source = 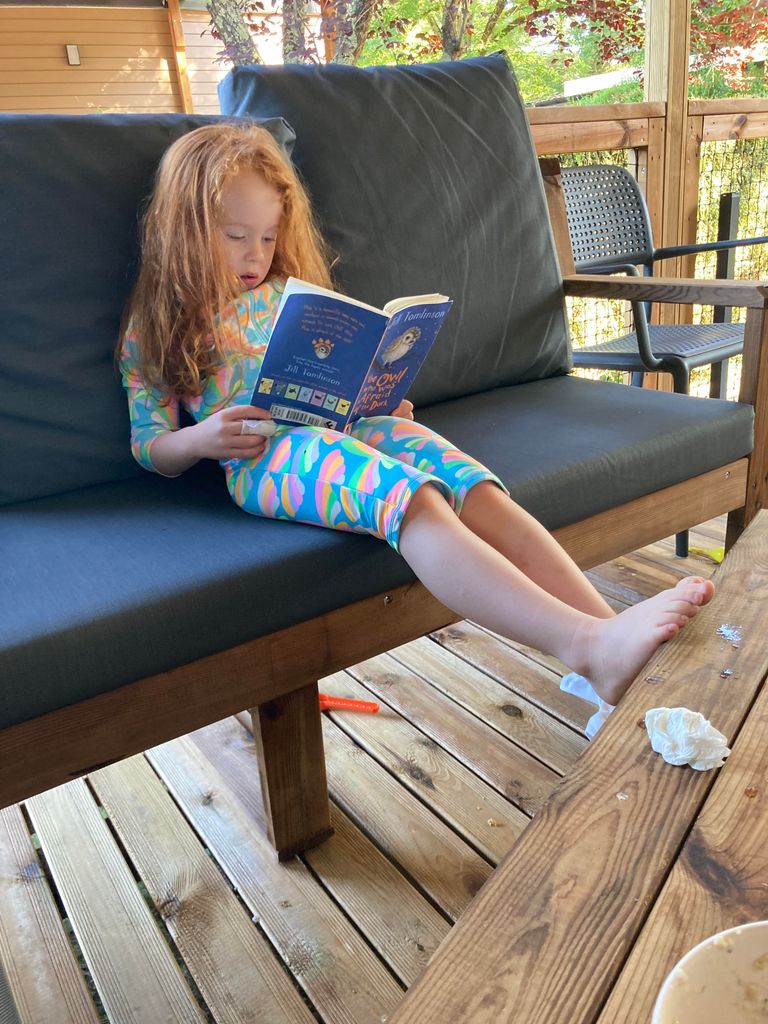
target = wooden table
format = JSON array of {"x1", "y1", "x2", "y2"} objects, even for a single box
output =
[{"x1": 392, "y1": 510, "x2": 768, "y2": 1024}]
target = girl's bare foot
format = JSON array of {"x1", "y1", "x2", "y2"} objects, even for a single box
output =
[{"x1": 569, "y1": 577, "x2": 715, "y2": 706}]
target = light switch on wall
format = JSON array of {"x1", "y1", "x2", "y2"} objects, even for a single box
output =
[{"x1": 65, "y1": 44, "x2": 81, "y2": 66}]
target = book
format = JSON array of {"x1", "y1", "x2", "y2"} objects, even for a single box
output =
[{"x1": 250, "y1": 277, "x2": 453, "y2": 431}]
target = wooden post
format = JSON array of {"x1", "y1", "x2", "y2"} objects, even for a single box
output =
[
  {"x1": 539, "y1": 158, "x2": 575, "y2": 278},
  {"x1": 642, "y1": 116, "x2": 666, "y2": 248},
  {"x1": 167, "y1": 0, "x2": 194, "y2": 114},
  {"x1": 644, "y1": 0, "x2": 692, "y2": 323}
]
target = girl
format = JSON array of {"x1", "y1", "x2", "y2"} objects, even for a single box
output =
[{"x1": 120, "y1": 122, "x2": 714, "y2": 714}]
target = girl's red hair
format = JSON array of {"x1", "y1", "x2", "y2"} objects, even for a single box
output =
[{"x1": 122, "y1": 122, "x2": 333, "y2": 397}]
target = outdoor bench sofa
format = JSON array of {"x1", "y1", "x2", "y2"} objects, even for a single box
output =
[{"x1": 1, "y1": 53, "x2": 766, "y2": 862}]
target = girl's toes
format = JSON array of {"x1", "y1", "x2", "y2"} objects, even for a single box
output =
[{"x1": 675, "y1": 577, "x2": 715, "y2": 606}]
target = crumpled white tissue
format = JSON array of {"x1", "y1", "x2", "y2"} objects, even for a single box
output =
[
  {"x1": 560, "y1": 673, "x2": 614, "y2": 740},
  {"x1": 645, "y1": 707, "x2": 731, "y2": 771}
]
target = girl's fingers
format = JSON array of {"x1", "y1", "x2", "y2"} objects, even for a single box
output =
[
  {"x1": 226, "y1": 439, "x2": 269, "y2": 457},
  {"x1": 228, "y1": 438, "x2": 268, "y2": 450},
  {"x1": 228, "y1": 405, "x2": 272, "y2": 421}
]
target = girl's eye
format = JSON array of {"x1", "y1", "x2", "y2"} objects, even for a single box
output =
[{"x1": 226, "y1": 233, "x2": 245, "y2": 241}]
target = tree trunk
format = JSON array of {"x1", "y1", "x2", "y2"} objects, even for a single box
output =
[
  {"x1": 332, "y1": 0, "x2": 379, "y2": 64},
  {"x1": 441, "y1": 0, "x2": 470, "y2": 60},
  {"x1": 207, "y1": 0, "x2": 262, "y2": 65},
  {"x1": 482, "y1": 0, "x2": 506, "y2": 45}
]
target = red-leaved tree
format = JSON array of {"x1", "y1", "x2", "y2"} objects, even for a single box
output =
[{"x1": 515, "y1": 0, "x2": 767, "y2": 79}]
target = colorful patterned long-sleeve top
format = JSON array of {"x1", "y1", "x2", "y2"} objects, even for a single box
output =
[{"x1": 119, "y1": 279, "x2": 283, "y2": 475}]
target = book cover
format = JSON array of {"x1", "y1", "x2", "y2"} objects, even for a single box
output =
[
  {"x1": 251, "y1": 279, "x2": 452, "y2": 431},
  {"x1": 351, "y1": 298, "x2": 453, "y2": 419}
]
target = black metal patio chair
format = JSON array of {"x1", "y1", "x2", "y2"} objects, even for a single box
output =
[
  {"x1": 562, "y1": 163, "x2": 768, "y2": 396},
  {"x1": 561, "y1": 163, "x2": 768, "y2": 555}
]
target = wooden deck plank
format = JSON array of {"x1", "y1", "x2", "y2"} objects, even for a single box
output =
[
  {"x1": 596, "y1": 631, "x2": 768, "y2": 1022},
  {"x1": 317, "y1": 669, "x2": 528, "y2": 862},
  {"x1": 26, "y1": 782, "x2": 207, "y2": 1024},
  {"x1": 147, "y1": 733, "x2": 406, "y2": 1024},
  {"x1": 390, "y1": 511, "x2": 768, "y2": 1024},
  {"x1": 0, "y1": 805, "x2": 100, "y2": 1024},
  {"x1": 585, "y1": 553, "x2": 683, "y2": 606},
  {"x1": 389, "y1": 636, "x2": 587, "y2": 774},
  {"x1": 346, "y1": 653, "x2": 560, "y2": 813},
  {"x1": 320, "y1": 714, "x2": 492, "y2": 920},
  {"x1": 473, "y1": 623, "x2": 576, "y2": 678},
  {"x1": 190, "y1": 717, "x2": 452, "y2": 987},
  {"x1": 431, "y1": 621, "x2": 590, "y2": 730},
  {"x1": 304, "y1": 806, "x2": 451, "y2": 987},
  {"x1": 89, "y1": 756, "x2": 317, "y2": 1024}
]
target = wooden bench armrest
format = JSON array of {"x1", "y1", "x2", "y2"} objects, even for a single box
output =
[{"x1": 562, "y1": 273, "x2": 768, "y2": 309}]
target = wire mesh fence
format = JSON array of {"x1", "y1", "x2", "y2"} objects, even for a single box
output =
[
  {"x1": 688, "y1": 137, "x2": 768, "y2": 398},
  {"x1": 694, "y1": 137, "x2": 768, "y2": 293},
  {"x1": 684, "y1": 139, "x2": 765, "y2": 399}
]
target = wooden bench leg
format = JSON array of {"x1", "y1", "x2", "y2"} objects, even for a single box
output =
[{"x1": 249, "y1": 682, "x2": 334, "y2": 861}]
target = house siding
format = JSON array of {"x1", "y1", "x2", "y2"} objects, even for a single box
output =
[{"x1": 0, "y1": 5, "x2": 182, "y2": 113}]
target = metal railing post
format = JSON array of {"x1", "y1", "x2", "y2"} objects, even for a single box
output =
[{"x1": 710, "y1": 191, "x2": 740, "y2": 398}]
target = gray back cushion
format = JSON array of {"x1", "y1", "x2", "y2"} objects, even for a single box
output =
[
  {"x1": 0, "y1": 113, "x2": 294, "y2": 505},
  {"x1": 219, "y1": 54, "x2": 571, "y2": 408}
]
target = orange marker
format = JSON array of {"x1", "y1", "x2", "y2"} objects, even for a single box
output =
[{"x1": 318, "y1": 693, "x2": 380, "y2": 714}]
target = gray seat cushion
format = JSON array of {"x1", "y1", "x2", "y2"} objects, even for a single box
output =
[
  {"x1": 418, "y1": 375, "x2": 754, "y2": 531},
  {"x1": 0, "y1": 375, "x2": 752, "y2": 730}
]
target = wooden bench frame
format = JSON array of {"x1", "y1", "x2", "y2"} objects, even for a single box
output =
[{"x1": 1, "y1": 167, "x2": 766, "y2": 863}]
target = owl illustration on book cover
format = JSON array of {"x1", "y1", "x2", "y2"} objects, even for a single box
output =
[{"x1": 377, "y1": 327, "x2": 421, "y2": 368}]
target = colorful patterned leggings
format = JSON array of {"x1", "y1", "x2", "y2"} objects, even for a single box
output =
[{"x1": 225, "y1": 415, "x2": 506, "y2": 552}]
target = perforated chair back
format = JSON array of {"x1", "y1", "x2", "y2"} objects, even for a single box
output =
[{"x1": 561, "y1": 164, "x2": 655, "y2": 271}]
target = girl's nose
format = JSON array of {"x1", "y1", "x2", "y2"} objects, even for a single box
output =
[{"x1": 246, "y1": 241, "x2": 265, "y2": 263}]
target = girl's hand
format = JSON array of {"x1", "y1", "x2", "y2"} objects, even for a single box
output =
[
  {"x1": 389, "y1": 399, "x2": 414, "y2": 420},
  {"x1": 189, "y1": 405, "x2": 275, "y2": 461}
]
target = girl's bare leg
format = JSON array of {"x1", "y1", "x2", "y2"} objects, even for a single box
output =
[
  {"x1": 399, "y1": 485, "x2": 714, "y2": 706},
  {"x1": 459, "y1": 481, "x2": 614, "y2": 619}
]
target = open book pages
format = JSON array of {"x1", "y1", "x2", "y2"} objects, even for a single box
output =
[
  {"x1": 274, "y1": 277, "x2": 450, "y2": 322},
  {"x1": 382, "y1": 293, "x2": 450, "y2": 315}
]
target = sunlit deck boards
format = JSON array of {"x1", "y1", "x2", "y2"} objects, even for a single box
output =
[{"x1": 0, "y1": 519, "x2": 725, "y2": 1024}]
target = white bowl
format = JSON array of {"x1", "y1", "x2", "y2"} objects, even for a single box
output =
[{"x1": 652, "y1": 921, "x2": 768, "y2": 1024}]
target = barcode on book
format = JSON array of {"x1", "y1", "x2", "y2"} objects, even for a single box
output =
[{"x1": 270, "y1": 404, "x2": 336, "y2": 429}]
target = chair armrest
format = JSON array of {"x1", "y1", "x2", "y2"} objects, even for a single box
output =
[
  {"x1": 574, "y1": 262, "x2": 642, "y2": 276},
  {"x1": 653, "y1": 236, "x2": 768, "y2": 262},
  {"x1": 563, "y1": 274, "x2": 768, "y2": 309}
]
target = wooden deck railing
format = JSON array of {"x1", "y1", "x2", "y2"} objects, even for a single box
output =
[{"x1": 528, "y1": 96, "x2": 768, "y2": 269}]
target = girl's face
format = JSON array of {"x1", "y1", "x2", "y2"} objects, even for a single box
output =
[{"x1": 218, "y1": 170, "x2": 283, "y2": 290}]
